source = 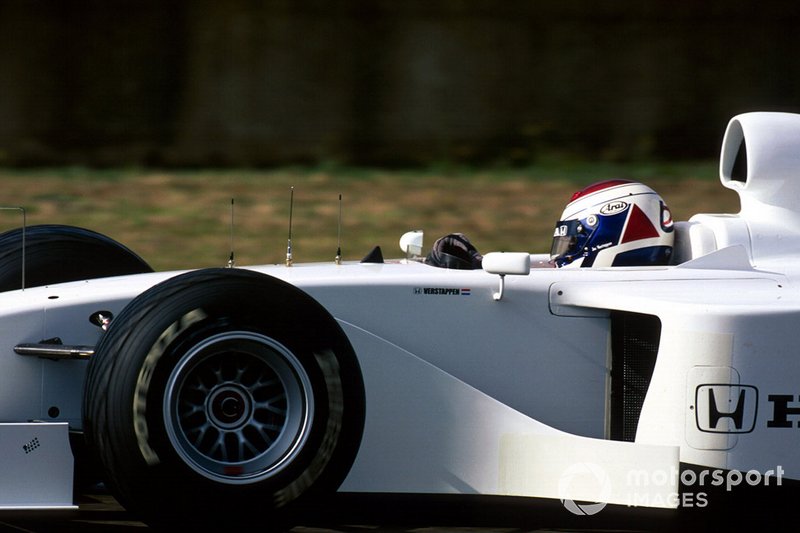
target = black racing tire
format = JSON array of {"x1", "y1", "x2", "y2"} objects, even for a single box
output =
[
  {"x1": 0, "y1": 224, "x2": 153, "y2": 291},
  {"x1": 83, "y1": 268, "x2": 365, "y2": 530}
]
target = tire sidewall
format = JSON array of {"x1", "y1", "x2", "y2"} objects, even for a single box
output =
[{"x1": 0, "y1": 224, "x2": 152, "y2": 291}]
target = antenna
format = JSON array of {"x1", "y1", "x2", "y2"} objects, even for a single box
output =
[
  {"x1": 335, "y1": 193, "x2": 342, "y2": 265},
  {"x1": 286, "y1": 187, "x2": 294, "y2": 266},
  {"x1": 227, "y1": 198, "x2": 235, "y2": 268}
]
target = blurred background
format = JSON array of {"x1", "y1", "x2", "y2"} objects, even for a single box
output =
[
  {"x1": 0, "y1": 1, "x2": 796, "y2": 269},
  {"x1": 2, "y1": 0, "x2": 799, "y2": 167}
]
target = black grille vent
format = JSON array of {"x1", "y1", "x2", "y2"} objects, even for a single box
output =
[{"x1": 610, "y1": 312, "x2": 661, "y2": 442}]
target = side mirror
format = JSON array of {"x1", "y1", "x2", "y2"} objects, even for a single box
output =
[
  {"x1": 482, "y1": 252, "x2": 531, "y2": 301},
  {"x1": 399, "y1": 230, "x2": 424, "y2": 258}
]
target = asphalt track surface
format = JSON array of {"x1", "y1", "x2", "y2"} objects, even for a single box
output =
[
  {"x1": 0, "y1": 493, "x2": 558, "y2": 533},
  {"x1": 0, "y1": 488, "x2": 789, "y2": 532},
  {"x1": 0, "y1": 495, "x2": 563, "y2": 533},
  {"x1": 0, "y1": 491, "x2": 669, "y2": 533}
]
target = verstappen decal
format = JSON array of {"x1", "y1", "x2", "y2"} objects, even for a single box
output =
[{"x1": 414, "y1": 287, "x2": 472, "y2": 296}]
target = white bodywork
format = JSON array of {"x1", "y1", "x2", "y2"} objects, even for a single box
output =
[{"x1": 1, "y1": 111, "x2": 799, "y2": 511}]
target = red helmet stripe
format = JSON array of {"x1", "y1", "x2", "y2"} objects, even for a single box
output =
[
  {"x1": 570, "y1": 179, "x2": 633, "y2": 202},
  {"x1": 621, "y1": 204, "x2": 659, "y2": 243}
]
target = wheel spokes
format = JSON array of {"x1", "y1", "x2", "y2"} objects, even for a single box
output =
[{"x1": 165, "y1": 332, "x2": 313, "y2": 482}]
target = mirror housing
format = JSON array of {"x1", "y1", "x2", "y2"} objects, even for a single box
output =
[
  {"x1": 483, "y1": 252, "x2": 531, "y2": 276},
  {"x1": 399, "y1": 230, "x2": 424, "y2": 258},
  {"x1": 482, "y1": 252, "x2": 531, "y2": 301}
]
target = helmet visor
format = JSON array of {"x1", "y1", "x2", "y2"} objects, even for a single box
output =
[{"x1": 550, "y1": 219, "x2": 583, "y2": 261}]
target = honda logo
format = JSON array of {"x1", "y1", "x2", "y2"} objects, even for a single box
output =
[{"x1": 695, "y1": 384, "x2": 758, "y2": 434}]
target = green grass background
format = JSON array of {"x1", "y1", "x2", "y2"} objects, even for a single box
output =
[{"x1": 0, "y1": 162, "x2": 740, "y2": 271}]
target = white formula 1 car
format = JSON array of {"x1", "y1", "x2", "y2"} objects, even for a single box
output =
[{"x1": 0, "y1": 112, "x2": 798, "y2": 529}]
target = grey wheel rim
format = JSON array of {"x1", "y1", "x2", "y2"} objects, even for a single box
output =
[{"x1": 163, "y1": 331, "x2": 314, "y2": 484}]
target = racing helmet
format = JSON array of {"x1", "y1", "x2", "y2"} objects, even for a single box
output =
[{"x1": 550, "y1": 179, "x2": 674, "y2": 268}]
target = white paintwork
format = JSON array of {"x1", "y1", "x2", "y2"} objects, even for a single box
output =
[
  {"x1": 336, "y1": 322, "x2": 678, "y2": 507},
  {"x1": 0, "y1": 423, "x2": 76, "y2": 510},
  {"x1": 3, "y1": 112, "x2": 800, "y2": 511}
]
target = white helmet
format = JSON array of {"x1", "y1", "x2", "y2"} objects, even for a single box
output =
[{"x1": 550, "y1": 179, "x2": 674, "y2": 268}]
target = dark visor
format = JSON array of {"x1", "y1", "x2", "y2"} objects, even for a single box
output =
[{"x1": 550, "y1": 219, "x2": 583, "y2": 260}]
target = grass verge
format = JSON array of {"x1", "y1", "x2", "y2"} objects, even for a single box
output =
[{"x1": 0, "y1": 162, "x2": 739, "y2": 271}]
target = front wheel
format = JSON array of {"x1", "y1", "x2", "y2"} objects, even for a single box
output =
[{"x1": 83, "y1": 268, "x2": 365, "y2": 530}]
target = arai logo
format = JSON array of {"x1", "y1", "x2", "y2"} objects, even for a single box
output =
[{"x1": 599, "y1": 201, "x2": 629, "y2": 215}]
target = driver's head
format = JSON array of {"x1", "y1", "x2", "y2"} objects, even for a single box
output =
[{"x1": 551, "y1": 179, "x2": 674, "y2": 268}]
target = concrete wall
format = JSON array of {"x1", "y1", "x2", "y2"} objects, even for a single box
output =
[{"x1": 1, "y1": 1, "x2": 799, "y2": 166}]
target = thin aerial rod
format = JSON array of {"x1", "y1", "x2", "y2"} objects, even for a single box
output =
[
  {"x1": 335, "y1": 194, "x2": 342, "y2": 265},
  {"x1": 227, "y1": 198, "x2": 235, "y2": 268},
  {"x1": 286, "y1": 187, "x2": 294, "y2": 266}
]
